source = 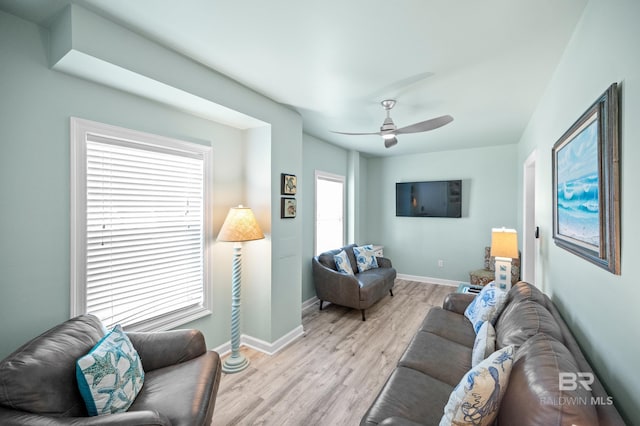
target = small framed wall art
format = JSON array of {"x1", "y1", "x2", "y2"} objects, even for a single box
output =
[
  {"x1": 281, "y1": 173, "x2": 297, "y2": 195},
  {"x1": 552, "y1": 82, "x2": 620, "y2": 274},
  {"x1": 281, "y1": 197, "x2": 296, "y2": 219}
]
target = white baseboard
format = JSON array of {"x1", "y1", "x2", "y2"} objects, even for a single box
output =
[
  {"x1": 396, "y1": 273, "x2": 462, "y2": 287},
  {"x1": 301, "y1": 296, "x2": 319, "y2": 313},
  {"x1": 213, "y1": 325, "x2": 305, "y2": 357}
]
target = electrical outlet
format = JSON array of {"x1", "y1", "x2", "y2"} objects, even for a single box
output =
[{"x1": 438, "y1": 260, "x2": 444, "y2": 268}]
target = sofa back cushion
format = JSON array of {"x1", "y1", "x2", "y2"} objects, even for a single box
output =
[
  {"x1": 498, "y1": 333, "x2": 598, "y2": 425},
  {"x1": 318, "y1": 244, "x2": 358, "y2": 273},
  {"x1": 505, "y1": 281, "x2": 547, "y2": 307},
  {"x1": 495, "y1": 299, "x2": 563, "y2": 349},
  {"x1": 0, "y1": 315, "x2": 105, "y2": 416}
]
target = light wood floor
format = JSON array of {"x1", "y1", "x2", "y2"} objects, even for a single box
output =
[{"x1": 212, "y1": 279, "x2": 454, "y2": 426}]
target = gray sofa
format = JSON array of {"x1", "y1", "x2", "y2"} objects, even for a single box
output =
[
  {"x1": 0, "y1": 314, "x2": 221, "y2": 425},
  {"x1": 361, "y1": 281, "x2": 625, "y2": 426},
  {"x1": 313, "y1": 243, "x2": 396, "y2": 321}
]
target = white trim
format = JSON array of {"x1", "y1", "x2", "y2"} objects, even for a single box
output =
[
  {"x1": 70, "y1": 117, "x2": 213, "y2": 330},
  {"x1": 396, "y1": 273, "x2": 461, "y2": 287},
  {"x1": 213, "y1": 325, "x2": 305, "y2": 357},
  {"x1": 522, "y1": 149, "x2": 537, "y2": 285},
  {"x1": 302, "y1": 296, "x2": 320, "y2": 313}
]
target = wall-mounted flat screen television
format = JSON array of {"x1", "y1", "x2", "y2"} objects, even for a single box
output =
[{"x1": 396, "y1": 180, "x2": 462, "y2": 218}]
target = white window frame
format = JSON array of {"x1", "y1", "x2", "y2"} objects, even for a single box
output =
[
  {"x1": 314, "y1": 170, "x2": 346, "y2": 255},
  {"x1": 70, "y1": 117, "x2": 213, "y2": 331}
]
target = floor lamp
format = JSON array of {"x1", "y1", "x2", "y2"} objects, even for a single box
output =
[
  {"x1": 490, "y1": 227, "x2": 519, "y2": 290},
  {"x1": 217, "y1": 205, "x2": 264, "y2": 373}
]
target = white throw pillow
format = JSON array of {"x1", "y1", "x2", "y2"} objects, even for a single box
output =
[
  {"x1": 76, "y1": 325, "x2": 144, "y2": 416},
  {"x1": 440, "y1": 345, "x2": 515, "y2": 426},
  {"x1": 352, "y1": 245, "x2": 379, "y2": 273},
  {"x1": 334, "y1": 250, "x2": 354, "y2": 275},
  {"x1": 472, "y1": 321, "x2": 496, "y2": 367},
  {"x1": 464, "y1": 281, "x2": 508, "y2": 334}
]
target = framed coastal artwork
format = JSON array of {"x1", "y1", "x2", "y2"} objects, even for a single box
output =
[
  {"x1": 281, "y1": 173, "x2": 297, "y2": 195},
  {"x1": 281, "y1": 197, "x2": 296, "y2": 219},
  {"x1": 552, "y1": 82, "x2": 620, "y2": 275}
]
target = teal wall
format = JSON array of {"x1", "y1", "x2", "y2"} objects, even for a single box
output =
[
  {"x1": 366, "y1": 145, "x2": 519, "y2": 282},
  {"x1": 0, "y1": 8, "x2": 303, "y2": 358},
  {"x1": 517, "y1": 0, "x2": 639, "y2": 421},
  {"x1": 301, "y1": 133, "x2": 350, "y2": 302}
]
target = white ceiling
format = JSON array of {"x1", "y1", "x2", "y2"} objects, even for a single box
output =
[{"x1": 1, "y1": 0, "x2": 588, "y2": 157}]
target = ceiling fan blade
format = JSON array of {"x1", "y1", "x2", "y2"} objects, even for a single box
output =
[
  {"x1": 331, "y1": 130, "x2": 382, "y2": 136},
  {"x1": 384, "y1": 137, "x2": 398, "y2": 148},
  {"x1": 395, "y1": 115, "x2": 454, "y2": 135}
]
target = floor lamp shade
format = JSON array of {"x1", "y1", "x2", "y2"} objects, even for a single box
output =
[
  {"x1": 218, "y1": 205, "x2": 264, "y2": 373},
  {"x1": 218, "y1": 206, "x2": 264, "y2": 242}
]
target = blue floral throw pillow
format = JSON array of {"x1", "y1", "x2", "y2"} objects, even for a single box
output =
[
  {"x1": 353, "y1": 245, "x2": 379, "y2": 273},
  {"x1": 464, "y1": 281, "x2": 508, "y2": 334},
  {"x1": 472, "y1": 321, "x2": 496, "y2": 367},
  {"x1": 334, "y1": 250, "x2": 354, "y2": 275},
  {"x1": 440, "y1": 345, "x2": 515, "y2": 426},
  {"x1": 76, "y1": 325, "x2": 144, "y2": 416}
]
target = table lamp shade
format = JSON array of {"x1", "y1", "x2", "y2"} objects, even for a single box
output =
[
  {"x1": 490, "y1": 228, "x2": 518, "y2": 259},
  {"x1": 218, "y1": 206, "x2": 264, "y2": 242}
]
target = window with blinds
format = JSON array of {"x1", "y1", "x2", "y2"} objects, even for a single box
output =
[
  {"x1": 315, "y1": 171, "x2": 345, "y2": 255},
  {"x1": 71, "y1": 118, "x2": 213, "y2": 331}
]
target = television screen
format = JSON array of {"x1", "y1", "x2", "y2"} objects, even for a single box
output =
[{"x1": 396, "y1": 180, "x2": 462, "y2": 218}]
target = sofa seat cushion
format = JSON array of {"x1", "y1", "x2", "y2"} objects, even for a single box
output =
[
  {"x1": 358, "y1": 268, "x2": 396, "y2": 302},
  {"x1": 495, "y1": 299, "x2": 563, "y2": 350},
  {"x1": 128, "y1": 351, "x2": 221, "y2": 426},
  {"x1": 498, "y1": 333, "x2": 598, "y2": 426},
  {"x1": 361, "y1": 366, "x2": 454, "y2": 426},
  {"x1": 398, "y1": 331, "x2": 472, "y2": 387},
  {"x1": 0, "y1": 315, "x2": 105, "y2": 416},
  {"x1": 419, "y1": 307, "x2": 476, "y2": 348}
]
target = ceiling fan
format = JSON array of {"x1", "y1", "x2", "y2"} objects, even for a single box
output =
[{"x1": 332, "y1": 100, "x2": 453, "y2": 148}]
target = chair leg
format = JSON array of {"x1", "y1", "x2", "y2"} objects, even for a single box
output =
[
  {"x1": 390, "y1": 289, "x2": 394, "y2": 297},
  {"x1": 361, "y1": 309, "x2": 366, "y2": 321},
  {"x1": 319, "y1": 300, "x2": 324, "y2": 311}
]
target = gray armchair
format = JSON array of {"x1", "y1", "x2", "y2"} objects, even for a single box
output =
[
  {"x1": 312, "y1": 244, "x2": 396, "y2": 321},
  {"x1": 0, "y1": 314, "x2": 221, "y2": 425}
]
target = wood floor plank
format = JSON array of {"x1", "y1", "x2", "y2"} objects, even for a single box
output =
[{"x1": 213, "y1": 280, "x2": 455, "y2": 426}]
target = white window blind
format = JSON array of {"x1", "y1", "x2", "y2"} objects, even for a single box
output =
[{"x1": 71, "y1": 118, "x2": 212, "y2": 331}]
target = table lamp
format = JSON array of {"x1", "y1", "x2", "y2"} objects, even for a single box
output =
[{"x1": 490, "y1": 228, "x2": 518, "y2": 290}]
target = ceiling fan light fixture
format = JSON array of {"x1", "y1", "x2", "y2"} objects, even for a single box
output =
[{"x1": 382, "y1": 133, "x2": 396, "y2": 140}]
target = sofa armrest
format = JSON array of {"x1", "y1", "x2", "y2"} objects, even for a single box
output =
[
  {"x1": 0, "y1": 406, "x2": 171, "y2": 425},
  {"x1": 442, "y1": 293, "x2": 475, "y2": 315},
  {"x1": 376, "y1": 257, "x2": 393, "y2": 269},
  {"x1": 312, "y1": 257, "x2": 361, "y2": 308},
  {"x1": 127, "y1": 329, "x2": 206, "y2": 372}
]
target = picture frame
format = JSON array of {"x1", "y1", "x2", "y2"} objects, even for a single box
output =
[
  {"x1": 281, "y1": 197, "x2": 296, "y2": 219},
  {"x1": 552, "y1": 83, "x2": 620, "y2": 275},
  {"x1": 281, "y1": 173, "x2": 297, "y2": 195}
]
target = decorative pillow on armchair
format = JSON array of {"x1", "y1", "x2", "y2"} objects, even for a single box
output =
[
  {"x1": 334, "y1": 250, "x2": 354, "y2": 275},
  {"x1": 464, "y1": 281, "x2": 508, "y2": 333},
  {"x1": 76, "y1": 325, "x2": 144, "y2": 416},
  {"x1": 352, "y1": 245, "x2": 379, "y2": 273},
  {"x1": 440, "y1": 345, "x2": 515, "y2": 426}
]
